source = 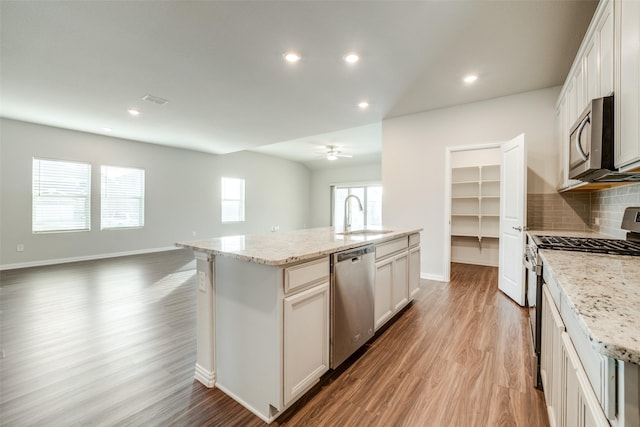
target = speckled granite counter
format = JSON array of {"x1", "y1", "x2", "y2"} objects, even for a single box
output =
[
  {"x1": 529, "y1": 230, "x2": 640, "y2": 365},
  {"x1": 176, "y1": 226, "x2": 421, "y2": 266}
]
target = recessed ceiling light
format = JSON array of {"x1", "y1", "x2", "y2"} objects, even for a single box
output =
[
  {"x1": 102, "y1": 127, "x2": 112, "y2": 132},
  {"x1": 283, "y1": 52, "x2": 301, "y2": 63},
  {"x1": 463, "y1": 74, "x2": 478, "y2": 84},
  {"x1": 128, "y1": 108, "x2": 140, "y2": 116},
  {"x1": 358, "y1": 101, "x2": 369, "y2": 109},
  {"x1": 343, "y1": 53, "x2": 360, "y2": 64}
]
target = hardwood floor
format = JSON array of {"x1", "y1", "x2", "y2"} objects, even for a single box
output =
[{"x1": 1, "y1": 253, "x2": 548, "y2": 426}]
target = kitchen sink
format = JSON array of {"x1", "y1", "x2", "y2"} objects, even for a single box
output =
[{"x1": 338, "y1": 229, "x2": 394, "y2": 236}]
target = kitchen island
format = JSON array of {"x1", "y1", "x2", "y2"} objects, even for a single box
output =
[{"x1": 176, "y1": 226, "x2": 421, "y2": 423}]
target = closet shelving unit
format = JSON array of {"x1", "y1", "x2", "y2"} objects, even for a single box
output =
[{"x1": 451, "y1": 164, "x2": 500, "y2": 245}]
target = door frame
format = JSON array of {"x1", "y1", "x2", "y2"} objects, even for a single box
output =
[{"x1": 443, "y1": 142, "x2": 502, "y2": 282}]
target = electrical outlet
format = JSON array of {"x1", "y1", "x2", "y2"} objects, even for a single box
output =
[
  {"x1": 594, "y1": 217, "x2": 600, "y2": 225},
  {"x1": 198, "y1": 271, "x2": 207, "y2": 292},
  {"x1": 192, "y1": 231, "x2": 196, "y2": 237},
  {"x1": 16, "y1": 244, "x2": 24, "y2": 252}
]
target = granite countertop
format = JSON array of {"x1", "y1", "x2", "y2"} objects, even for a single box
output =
[
  {"x1": 176, "y1": 226, "x2": 421, "y2": 266},
  {"x1": 531, "y1": 230, "x2": 640, "y2": 365}
]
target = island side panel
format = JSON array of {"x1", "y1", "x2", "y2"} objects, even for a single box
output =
[
  {"x1": 194, "y1": 251, "x2": 215, "y2": 387},
  {"x1": 214, "y1": 255, "x2": 282, "y2": 422}
]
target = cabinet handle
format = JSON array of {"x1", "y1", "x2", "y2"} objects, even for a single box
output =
[
  {"x1": 512, "y1": 226, "x2": 528, "y2": 232},
  {"x1": 576, "y1": 116, "x2": 590, "y2": 161}
]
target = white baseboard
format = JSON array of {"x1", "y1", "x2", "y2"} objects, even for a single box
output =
[
  {"x1": 194, "y1": 363, "x2": 215, "y2": 388},
  {"x1": 451, "y1": 258, "x2": 499, "y2": 268},
  {"x1": 421, "y1": 272, "x2": 446, "y2": 282},
  {"x1": 0, "y1": 246, "x2": 182, "y2": 271}
]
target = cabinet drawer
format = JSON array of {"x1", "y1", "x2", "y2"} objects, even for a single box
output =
[
  {"x1": 408, "y1": 233, "x2": 420, "y2": 248},
  {"x1": 376, "y1": 237, "x2": 408, "y2": 260},
  {"x1": 284, "y1": 257, "x2": 330, "y2": 295}
]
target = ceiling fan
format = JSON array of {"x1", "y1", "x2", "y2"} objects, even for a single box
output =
[{"x1": 325, "y1": 146, "x2": 352, "y2": 161}]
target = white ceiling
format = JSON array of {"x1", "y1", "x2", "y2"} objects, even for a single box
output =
[{"x1": 1, "y1": 1, "x2": 596, "y2": 168}]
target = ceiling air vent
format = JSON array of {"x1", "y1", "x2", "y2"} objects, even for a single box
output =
[{"x1": 142, "y1": 94, "x2": 169, "y2": 105}]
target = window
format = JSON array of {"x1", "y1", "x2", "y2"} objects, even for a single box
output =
[
  {"x1": 332, "y1": 184, "x2": 382, "y2": 228},
  {"x1": 101, "y1": 166, "x2": 145, "y2": 229},
  {"x1": 32, "y1": 158, "x2": 91, "y2": 233},
  {"x1": 221, "y1": 177, "x2": 245, "y2": 223}
]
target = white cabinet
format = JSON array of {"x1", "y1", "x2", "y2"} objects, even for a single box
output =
[
  {"x1": 561, "y1": 333, "x2": 610, "y2": 427},
  {"x1": 283, "y1": 281, "x2": 330, "y2": 406},
  {"x1": 212, "y1": 254, "x2": 331, "y2": 421},
  {"x1": 541, "y1": 284, "x2": 565, "y2": 427},
  {"x1": 556, "y1": 0, "x2": 616, "y2": 189},
  {"x1": 408, "y1": 246, "x2": 420, "y2": 300},
  {"x1": 391, "y1": 251, "x2": 408, "y2": 311},
  {"x1": 375, "y1": 251, "x2": 408, "y2": 330},
  {"x1": 374, "y1": 256, "x2": 394, "y2": 330},
  {"x1": 615, "y1": 0, "x2": 640, "y2": 169},
  {"x1": 541, "y1": 284, "x2": 610, "y2": 427},
  {"x1": 374, "y1": 236, "x2": 416, "y2": 331}
]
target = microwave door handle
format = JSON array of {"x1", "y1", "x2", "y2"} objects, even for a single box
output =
[{"x1": 576, "y1": 116, "x2": 590, "y2": 161}]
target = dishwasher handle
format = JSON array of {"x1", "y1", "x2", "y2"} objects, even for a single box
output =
[{"x1": 335, "y1": 245, "x2": 374, "y2": 263}]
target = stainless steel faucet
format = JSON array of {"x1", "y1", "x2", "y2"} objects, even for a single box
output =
[{"x1": 343, "y1": 194, "x2": 364, "y2": 231}]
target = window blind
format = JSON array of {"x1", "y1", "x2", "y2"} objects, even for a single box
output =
[
  {"x1": 221, "y1": 177, "x2": 245, "y2": 223},
  {"x1": 101, "y1": 166, "x2": 145, "y2": 229},
  {"x1": 32, "y1": 158, "x2": 91, "y2": 232}
]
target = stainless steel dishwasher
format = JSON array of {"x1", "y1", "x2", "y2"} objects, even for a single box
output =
[{"x1": 331, "y1": 244, "x2": 375, "y2": 368}]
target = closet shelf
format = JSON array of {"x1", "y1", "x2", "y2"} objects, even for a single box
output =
[{"x1": 450, "y1": 164, "x2": 501, "y2": 241}]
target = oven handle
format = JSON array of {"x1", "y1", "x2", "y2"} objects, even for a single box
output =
[
  {"x1": 523, "y1": 252, "x2": 533, "y2": 270},
  {"x1": 523, "y1": 248, "x2": 542, "y2": 275}
]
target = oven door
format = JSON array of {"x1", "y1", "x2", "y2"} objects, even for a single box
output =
[{"x1": 523, "y1": 245, "x2": 542, "y2": 389}]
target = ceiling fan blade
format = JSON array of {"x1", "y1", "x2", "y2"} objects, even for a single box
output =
[{"x1": 337, "y1": 154, "x2": 352, "y2": 158}]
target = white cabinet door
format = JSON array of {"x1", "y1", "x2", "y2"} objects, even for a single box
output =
[
  {"x1": 585, "y1": 38, "x2": 599, "y2": 105},
  {"x1": 561, "y1": 332, "x2": 610, "y2": 427},
  {"x1": 563, "y1": 332, "x2": 582, "y2": 427},
  {"x1": 374, "y1": 257, "x2": 394, "y2": 330},
  {"x1": 392, "y1": 252, "x2": 408, "y2": 311},
  {"x1": 615, "y1": 0, "x2": 640, "y2": 168},
  {"x1": 283, "y1": 282, "x2": 330, "y2": 405},
  {"x1": 599, "y1": 2, "x2": 614, "y2": 97},
  {"x1": 541, "y1": 285, "x2": 565, "y2": 427},
  {"x1": 408, "y1": 247, "x2": 420, "y2": 299},
  {"x1": 584, "y1": 0, "x2": 614, "y2": 100},
  {"x1": 574, "y1": 61, "x2": 586, "y2": 115}
]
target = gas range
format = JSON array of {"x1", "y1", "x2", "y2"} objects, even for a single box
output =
[
  {"x1": 531, "y1": 206, "x2": 640, "y2": 257},
  {"x1": 531, "y1": 235, "x2": 640, "y2": 256},
  {"x1": 524, "y1": 206, "x2": 640, "y2": 391}
]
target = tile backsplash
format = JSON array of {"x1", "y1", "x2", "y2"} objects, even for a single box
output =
[
  {"x1": 527, "y1": 192, "x2": 591, "y2": 231},
  {"x1": 528, "y1": 183, "x2": 640, "y2": 237},
  {"x1": 591, "y1": 184, "x2": 640, "y2": 238}
]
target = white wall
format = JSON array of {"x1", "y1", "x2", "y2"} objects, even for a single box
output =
[
  {"x1": 382, "y1": 87, "x2": 560, "y2": 280},
  {"x1": 215, "y1": 150, "x2": 311, "y2": 236},
  {"x1": 309, "y1": 162, "x2": 381, "y2": 227},
  {"x1": 0, "y1": 119, "x2": 311, "y2": 268}
]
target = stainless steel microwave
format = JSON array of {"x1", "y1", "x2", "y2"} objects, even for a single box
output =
[{"x1": 568, "y1": 95, "x2": 615, "y2": 181}]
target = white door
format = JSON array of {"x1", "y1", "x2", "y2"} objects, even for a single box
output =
[{"x1": 498, "y1": 134, "x2": 527, "y2": 306}]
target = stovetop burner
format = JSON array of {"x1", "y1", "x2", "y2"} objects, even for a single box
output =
[{"x1": 533, "y1": 235, "x2": 640, "y2": 256}]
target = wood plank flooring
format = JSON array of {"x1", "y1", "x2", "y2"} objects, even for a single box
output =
[{"x1": 1, "y1": 252, "x2": 548, "y2": 426}]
